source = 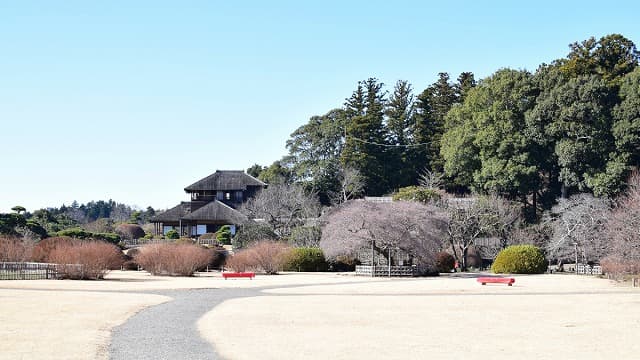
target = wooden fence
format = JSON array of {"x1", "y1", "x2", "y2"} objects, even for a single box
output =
[
  {"x1": 355, "y1": 265, "x2": 416, "y2": 277},
  {"x1": 0, "y1": 262, "x2": 59, "y2": 280}
]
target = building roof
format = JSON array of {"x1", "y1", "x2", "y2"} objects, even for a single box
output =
[
  {"x1": 150, "y1": 202, "x2": 190, "y2": 222},
  {"x1": 184, "y1": 170, "x2": 266, "y2": 192},
  {"x1": 182, "y1": 201, "x2": 248, "y2": 223},
  {"x1": 150, "y1": 201, "x2": 248, "y2": 224}
]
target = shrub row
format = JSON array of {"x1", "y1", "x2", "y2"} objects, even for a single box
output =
[
  {"x1": 135, "y1": 243, "x2": 213, "y2": 276},
  {"x1": 48, "y1": 240, "x2": 123, "y2": 279},
  {"x1": 225, "y1": 240, "x2": 290, "y2": 274},
  {"x1": 282, "y1": 247, "x2": 328, "y2": 272}
]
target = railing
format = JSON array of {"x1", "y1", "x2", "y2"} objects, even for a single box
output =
[
  {"x1": 577, "y1": 264, "x2": 603, "y2": 275},
  {"x1": 122, "y1": 238, "x2": 222, "y2": 248},
  {"x1": 355, "y1": 265, "x2": 416, "y2": 277},
  {"x1": 0, "y1": 262, "x2": 59, "y2": 280}
]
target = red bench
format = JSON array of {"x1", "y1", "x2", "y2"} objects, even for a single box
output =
[
  {"x1": 222, "y1": 272, "x2": 255, "y2": 279},
  {"x1": 477, "y1": 277, "x2": 515, "y2": 286}
]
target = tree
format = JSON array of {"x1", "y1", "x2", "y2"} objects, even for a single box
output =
[
  {"x1": 257, "y1": 159, "x2": 293, "y2": 184},
  {"x1": 411, "y1": 73, "x2": 458, "y2": 175},
  {"x1": 246, "y1": 163, "x2": 264, "y2": 178},
  {"x1": 559, "y1": 34, "x2": 639, "y2": 84},
  {"x1": 442, "y1": 69, "x2": 541, "y2": 212},
  {"x1": 546, "y1": 194, "x2": 611, "y2": 264},
  {"x1": 320, "y1": 200, "x2": 448, "y2": 272},
  {"x1": 385, "y1": 80, "x2": 415, "y2": 188},
  {"x1": 340, "y1": 78, "x2": 390, "y2": 195},
  {"x1": 529, "y1": 73, "x2": 616, "y2": 197},
  {"x1": 445, "y1": 195, "x2": 521, "y2": 270},
  {"x1": 286, "y1": 108, "x2": 347, "y2": 204},
  {"x1": 241, "y1": 183, "x2": 321, "y2": 239},
  {"x1": 11, "y1": 206, "x2": 26, "y2": 214},
  {"x1": 330, "y1": 166, "x2": 365, "y2": 204}
]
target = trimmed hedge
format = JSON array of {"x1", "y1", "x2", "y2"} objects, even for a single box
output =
[
  {"x1": 283, "y1": 247, "x2": 328, "y2": 272},
  {"x1": 491, "y1": 245, "x2": 547, "y2": 274}
]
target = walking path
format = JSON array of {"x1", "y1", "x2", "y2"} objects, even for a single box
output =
[{"x1": 109, "y1": 287, "x2": 259, "y2": 360}]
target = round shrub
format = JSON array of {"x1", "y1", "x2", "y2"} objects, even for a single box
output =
[
  {"x1": 283, "y1": 247, "x2": 328, "y2": 272},
  {"x1": 165, "y1": 229, "x2": 179, "y2": 239},
  {"x1": 32, "y1": 236, "x2": 75, "y2": 262},
  {"x1": 435, "y1": 251, "x2": 455, "y2": 273},
  {"x1": 115, "y1": 224, "x2": 146, "y2": 240},
  {"x1": 492, "y1": 245, "x2": 547, "y2": 274}
]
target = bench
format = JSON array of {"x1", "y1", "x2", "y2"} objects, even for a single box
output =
[
  {"x1": 222, "y1": 272, "x2": 255, "y2": 280},
  {"x1": 477, "y1": 277, "x2": 515, "y2": 286}
]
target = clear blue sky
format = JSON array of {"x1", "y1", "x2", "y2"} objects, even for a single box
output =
[{"x1": 1, "y1": 1, "x2": 638, "y2": 212}]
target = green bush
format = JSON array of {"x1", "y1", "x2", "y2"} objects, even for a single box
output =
[
  {"x1": 216, "y1": 225, "x2": 232, "y2": 245},
  {"x1": 392, "y1": 186, "x2": 441, "y2": 203},
  {"x1": 435, "y1": 251, "x2": 455, "y2": 273},
  {"x1": 283, "y1": 247, "x2": 328, "y2": 272},
  {"x1": 165, "y1": 229, "x2": 179, "y2": 239},
  {"x1": 492, "y1": 245, "x2": 547, "y2": 274}
]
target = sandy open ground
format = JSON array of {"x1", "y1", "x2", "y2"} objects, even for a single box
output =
[
  {"x1": 1, "y1": 271, "x2": 638, "y2": 359},
  {"x1": 200, "y1": 274, "x2": 640, "y2": 360}
]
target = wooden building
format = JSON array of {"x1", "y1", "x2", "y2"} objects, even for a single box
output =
[{"x1": 150, "y1": 170, "x2": 266, "y2": 237}]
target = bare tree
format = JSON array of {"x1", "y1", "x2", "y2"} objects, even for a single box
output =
[
  {"x1": 445, "y1": 195, "x2": 521, "y2": 270},
  {"x1": 547, "y1": 194, "x2": 610, "y2": 264},
  {"x1": 241, "y1": 183, "x2": 321, "y2": 239},
  {"x1": 418, "y1": 168, "x2": 445, "y2": 190},
  {"x1": 319, "y1": 200, "x2": 448, "y2": 272},
  {"x1": 330, "y1": 166, "x2": 365, "y2": 204},
  {"x1": 603, "y1": 171, "x2": 640, "y2": 272}
]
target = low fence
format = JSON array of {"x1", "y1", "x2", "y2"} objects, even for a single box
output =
[
  {"x1": 0, "y1": 262, "x2": 59, "y2": 280},
  {"x1": 577, "y1": 264, "x2": 603, "y2": 275},
  {"x1": 123, "y1": 238, "x2": 221, "y2": 248},
  {"x1": 355, "y1": 265, "x2": 416, "y2": 277}
]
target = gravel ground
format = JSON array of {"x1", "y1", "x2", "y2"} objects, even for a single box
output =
[{"x1": 109, "y1": 287, "x2": 259, "y2": 360}]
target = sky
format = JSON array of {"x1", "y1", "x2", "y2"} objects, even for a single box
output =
[{"x1": 1, "y1": 0, "x2": 639, "y2": 212}]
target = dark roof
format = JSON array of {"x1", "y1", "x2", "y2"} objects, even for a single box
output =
[
  {"x1": 182, "y1": 201, "x2": 248, "y2": 224},
  {"x1": 150, "y1": 202, "x2": 190, "y2": 222},
  {"x1": 184, "y1": 170, "x2": 266, "y2": 192}
]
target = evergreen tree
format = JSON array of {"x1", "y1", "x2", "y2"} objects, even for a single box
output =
[
  {"x1": 340, "y1": 78, "x2": 390, "y2": 195},
  {"x1": 385, "y1": 80, "x2": 415, "y2": 188}
]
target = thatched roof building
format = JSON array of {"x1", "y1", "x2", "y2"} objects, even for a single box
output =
[{"x1": 150, "y1": 170, "x2": 265, "y2": 236}]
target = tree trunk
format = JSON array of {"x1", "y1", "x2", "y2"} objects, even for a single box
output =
[{"x1": 462, "y1": 246, "x2": 469, "y2": 271}]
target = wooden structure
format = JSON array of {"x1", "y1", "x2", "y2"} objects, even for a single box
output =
[
  {"x1": 150, "y1": 170, "x2": 266, "y2": 237},
  {"x1": 355, "y1": 265, "x2": 416, "y2": 277}
]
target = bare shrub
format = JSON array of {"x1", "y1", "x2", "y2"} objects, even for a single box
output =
[
  {"x1": 247, "y1": 240, "x2": 290, "y2": 274},
  {"x1": 224, "y1": 250, "x2": 257, "y2": 273},
  {"x1": 600, "y1": 256, "x2": 640, "y2": 279},
  {"x1": 0, "y1": 235, "x2": 33, "y2": 262},
  {"x1": 224, "y1": 240, "x2": 289, "y2": 274},
  {"x1": 48, "y1": 240, "x2": 124, "y2": 279},
  {"x1": 31, "y1": 236, "x2": 75, "y2": 262},
  {"x1": 135, "y1": 243, "x2": 213, "y2": 276}
]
